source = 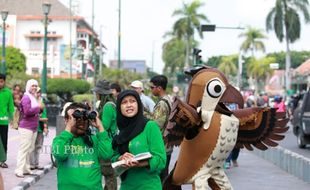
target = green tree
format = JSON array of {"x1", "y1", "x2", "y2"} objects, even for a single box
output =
[
  {"x1": 162, "y1": 37, "x2": 186, "y2": 74},
  {"x1": 266, "y1": 50, "x2": 310, "y2": 69},
  {"x1": 0, "y1": 46, "x2": 26, "y2": 76},
  {"x1": 266, "y1": 0, "x2": 310, "y2": 90},
  {"x1": 47, "y1": 78, "x2": 91, "y2": 101},
  {"x1": 218, "y1": 55, "x2": 238, "y2": 84},
  {"x1": 172, "y1": 0, "x2": 208, "y2": 67},
  {"x1": 101, "y1": 68, "x2": 144, "y2": 89},
  {"x1": 247, "y1": 57, "x2": 275, "y2": 92},
  {"x1": 206, "y1": 55, "x2": 223, "y2": 68},
  {"x1": 239, "y1": 26, "x2": 266, "y2": 57}
]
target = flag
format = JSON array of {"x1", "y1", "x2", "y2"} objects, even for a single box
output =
[{"x1": 87, "y1": 62, "x2": 94, "y2": 72}]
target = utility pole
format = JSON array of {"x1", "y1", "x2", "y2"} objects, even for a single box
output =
[
  {"x1": 91, "y1": 0, "x2": 96, "y2": 83},
  {"x1": 117, "y1": 0, "x2": 121, "y2": 69},
  {"x1": 69, "y1": 0, "x2": 72, "y2": 78},
  {"x1": 99, "y1": 25, "x2": 103, "y2": 77},
  {"x1": 237, "y1": 53, "x2": 244, "y2": 90},
  {"x1": 1, "y1": 10, "x2": 8, "y2": 75}
]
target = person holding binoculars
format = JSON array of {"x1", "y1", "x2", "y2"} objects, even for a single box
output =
[{"x1": 52, "y1": 102, "x2": 113, "y2": 190}]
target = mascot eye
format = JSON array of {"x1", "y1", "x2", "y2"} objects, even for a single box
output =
[{"x1": 207, "y1": 79, "x2": 223, "y2": 98}]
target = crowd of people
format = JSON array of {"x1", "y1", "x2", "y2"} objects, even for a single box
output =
[
  {"x1": 0, "y1": 71, "x2": 303, "y2": 189},
  {"x1": 51, "y1": 75, "x2": 173, "y2": 189}
]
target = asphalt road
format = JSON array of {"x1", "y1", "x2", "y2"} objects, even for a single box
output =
[
  {"x1": 27, "y1": 122, "x2": 310, "y2": 190},
  {"x1": 278, "y1": 124, "x2": 310, "y2": 158}
]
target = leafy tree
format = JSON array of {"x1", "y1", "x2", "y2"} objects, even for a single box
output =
[
  {"x1": 239, "y1": 26, "x2": 266, "y2": 57},
  {"x1": 266, "y1": 50, "x2": 310, "y2": 69},
  {"x1": 172, "y1": 0, "x2": 208, "y2": 67},
  {"x1": 100, "y1": 68, "x2": 144, "y2": 89},
  {"x1": 0, "y1": 46, "x2": 26, "y2": 76},
  {"x1": 206, "y1": 55, "x2": 223, "y2": 68},
  {"x1": 266, "y1": 0, "x2": 310, "y2": 90},
  {"x1": 247, "y1": 57, "x2": 275, "y2": 92},
  {"x1": 218, "y1": 55, "x2": 238, "y2": 77},
  {"x1": 47, "y1": 78, "x2": 91, "y2": 101},
  {"x1": 162, "y1": 37, "x2": 186, "y2": 74}
]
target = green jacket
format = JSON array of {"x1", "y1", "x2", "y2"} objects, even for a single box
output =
[
  {"x1": 0, "y1": 87, "x2": 14, "y2": 125},
  {"x1": 52, "y1": 130, "x2": 113, "y2": 190},
  {"x1": 37, "y1": 103, "x2": 47, "y2": 133},
  {"x1": 112, "y1": 121, "x2": 166, "y2": 190},
  {"x1": 101, "y1": 102, "x2": 118, "y2": 139}
]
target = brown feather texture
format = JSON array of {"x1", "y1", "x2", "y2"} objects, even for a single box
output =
[{"x1": 234, "y1": 108, "x2": 289, "y2": 151}]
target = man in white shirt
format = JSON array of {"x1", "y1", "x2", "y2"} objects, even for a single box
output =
[{"x1": 130, "y1": 80, "x2": 155, "y2": 114}]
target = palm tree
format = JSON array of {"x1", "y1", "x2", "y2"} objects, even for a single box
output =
[
  {"x1": 162, "y1": 37, "x2": 186, "y2": 75},
  {"x1": 239, "y1": 26, "x2": 266, "y2": 57},
  {"x1": 248, "y1": 57, "x2": 275, "y2": 92},
  {"x1": 266, "y1": 0, "x2": 310, "y2": 91},
  {"x1": 218, "y1": 55, "x2": 237, "y2": 77},
  {"x1": 172, "y1": 0, "x2": 208, "y2": 68}
]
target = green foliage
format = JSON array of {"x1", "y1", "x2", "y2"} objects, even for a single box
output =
[
  {"x1": 266, "y1": 0, "x2": 310, "y2": 43},
  {"x1": 266, "y1": 51, "x2": 310, "y2": 69},
  {"x1": 218, "y1": 55, "x2": 238, "y2": 77},
  {"x1": 238, "y1": 26, "x2": 266, "y2": 56},
  {"x1": 100, "y1": 67, "x2": 144, "y2": 89},
  {"x1": 206, "y1": 56, "x2": 223, "y2": 68},
  {"x1": 0, "y1": 46, "x2": 26, "y2": 76},
  {"x1": 47, "y1": 78, "x2": 91, "y2": 101},
  {"x1": 162, "y1": 38, "x2": 186, "y2": 73},
  {"x1": 5, "y1": 73, "x2": 33, "y2": 90},
  {"x1": 72, "y1": 94, "x2": 93, "y2": 103},
  {"x1": 172, "y1": 0, "x2": 208, "y2": 39},
  {"x1": 248, "y1": 57, "x2": 275, "y2": 79},
  {"x1": 165, "y1": 0, "x2": 208, "y2": 69}
]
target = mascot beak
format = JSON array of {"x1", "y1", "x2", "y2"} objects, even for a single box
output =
[{"x1": 220, "y1": 85, "x2": 244, "y2": 109}]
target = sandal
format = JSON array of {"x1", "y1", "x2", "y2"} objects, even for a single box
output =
[{"x1": 0, "y1": 162, "x2": 8, "y2": 168}]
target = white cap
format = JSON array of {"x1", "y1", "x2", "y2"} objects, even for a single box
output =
[
  {"x1": 61, "y1": 102, "x2": 72, "y2": 116},
  {"x1": 130, "y1": 80, "x2": 144, "y2": 90}
]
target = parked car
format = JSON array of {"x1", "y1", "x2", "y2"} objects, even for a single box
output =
[{"x1": 292, "y1": 90, "x2": 310, "y2": 148}]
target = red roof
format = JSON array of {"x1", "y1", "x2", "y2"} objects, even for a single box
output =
[{"x1": 295, "y1": 59, "x2": 310, "y2": 75}]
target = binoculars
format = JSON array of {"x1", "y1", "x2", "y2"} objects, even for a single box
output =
[{"x1": 72, "y1": 109, "x2": 97, "y2": 121}]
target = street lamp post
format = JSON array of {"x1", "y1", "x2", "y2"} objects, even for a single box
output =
[
  {"x1": 42, "y1": 2, "x2": 51, "y2": 98},
  {"x1": 117, "y1": 0, "x2": 121, "y2": 69},
  {"x1": 77, "y1": 46, "x2": 85, "y2": 79},
  {"x1": 1, "y1": 10, "x2": 8, "y2": 75}
]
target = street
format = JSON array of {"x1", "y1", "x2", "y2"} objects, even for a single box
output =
[
  {"x1": 27, "y1": 126, "x2": 310, "y2": 190},
  {"x1": 3, "y1": 124, "x2": 310, "y2": 190}
]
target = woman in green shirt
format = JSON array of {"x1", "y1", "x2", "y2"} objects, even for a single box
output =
[
  {"x1": 92, "y1": 80, "x2": 118, "y2": 190},
  {"x1": 112, "y1": 90, "x2": 166, "y2": 190}
]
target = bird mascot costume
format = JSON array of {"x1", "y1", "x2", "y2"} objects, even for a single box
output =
[{"x1": 163, "y1": 66, "x2": 289, "y2": 190}]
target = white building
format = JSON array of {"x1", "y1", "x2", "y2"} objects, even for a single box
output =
[{"x1": 0, "y1": 0, "x2": 99, "y2": 78}]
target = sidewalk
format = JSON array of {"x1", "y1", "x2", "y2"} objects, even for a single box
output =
[{"x1": 1, "y1": 126, "x2": 56, "y2": 190}]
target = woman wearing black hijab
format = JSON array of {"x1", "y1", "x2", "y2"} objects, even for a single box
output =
[{"x1": 112, "y1": 90, "x2": 166, "y2": 190}]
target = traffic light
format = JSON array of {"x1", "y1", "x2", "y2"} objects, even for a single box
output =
[{"x1": 193, "y1": 48, "x2": 202, "y2": 66}]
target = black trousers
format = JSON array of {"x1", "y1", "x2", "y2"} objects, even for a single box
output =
[
  {"x1": 0, "y1": 125, "x2": 8, "y2": 157},
  {"x1": 160, "y1": 154, "x2": 171, "y2": 182}
]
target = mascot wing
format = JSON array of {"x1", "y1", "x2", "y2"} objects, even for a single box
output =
[
  {"x1": 164, "y1": 97, "x2": 202, "y2": 148},
  {"x1": 233, "y1": 107, "x2": 289, "y2": 151}
]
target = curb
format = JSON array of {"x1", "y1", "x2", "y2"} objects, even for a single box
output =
[
  {"x1": 11, "y1": 164, "x2": 54, "y2": 190},
  {"x1": 253, "y1": 146, "x2": 310, "y2": 183}
]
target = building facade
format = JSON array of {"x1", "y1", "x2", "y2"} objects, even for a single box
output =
[{"x1": 0, "y1": 0, "x2": 99, "y2": 78}]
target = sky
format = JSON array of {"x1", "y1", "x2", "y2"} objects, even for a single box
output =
[{"x1": 60, "y1": 0, "x2": 310, "y2": 74}]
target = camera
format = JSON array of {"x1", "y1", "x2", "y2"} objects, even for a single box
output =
[{"x1": 72, "y1": 109, "x2": 97, "y2": 120}]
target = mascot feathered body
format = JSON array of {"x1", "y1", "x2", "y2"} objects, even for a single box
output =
[{"x1": 163, "y1": 66, "x2": 289, "y2": 190}]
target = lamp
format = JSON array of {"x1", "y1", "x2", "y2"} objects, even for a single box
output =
[
  {"x1": 41, "y1": 2, "x2": 51, "y2": 98},
  {"x1": 1, "y1": 10, "x2": 8, "y2": 74},
  {"x1": 42, "y1": 3, "x2": 51, "y2": 15}
]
